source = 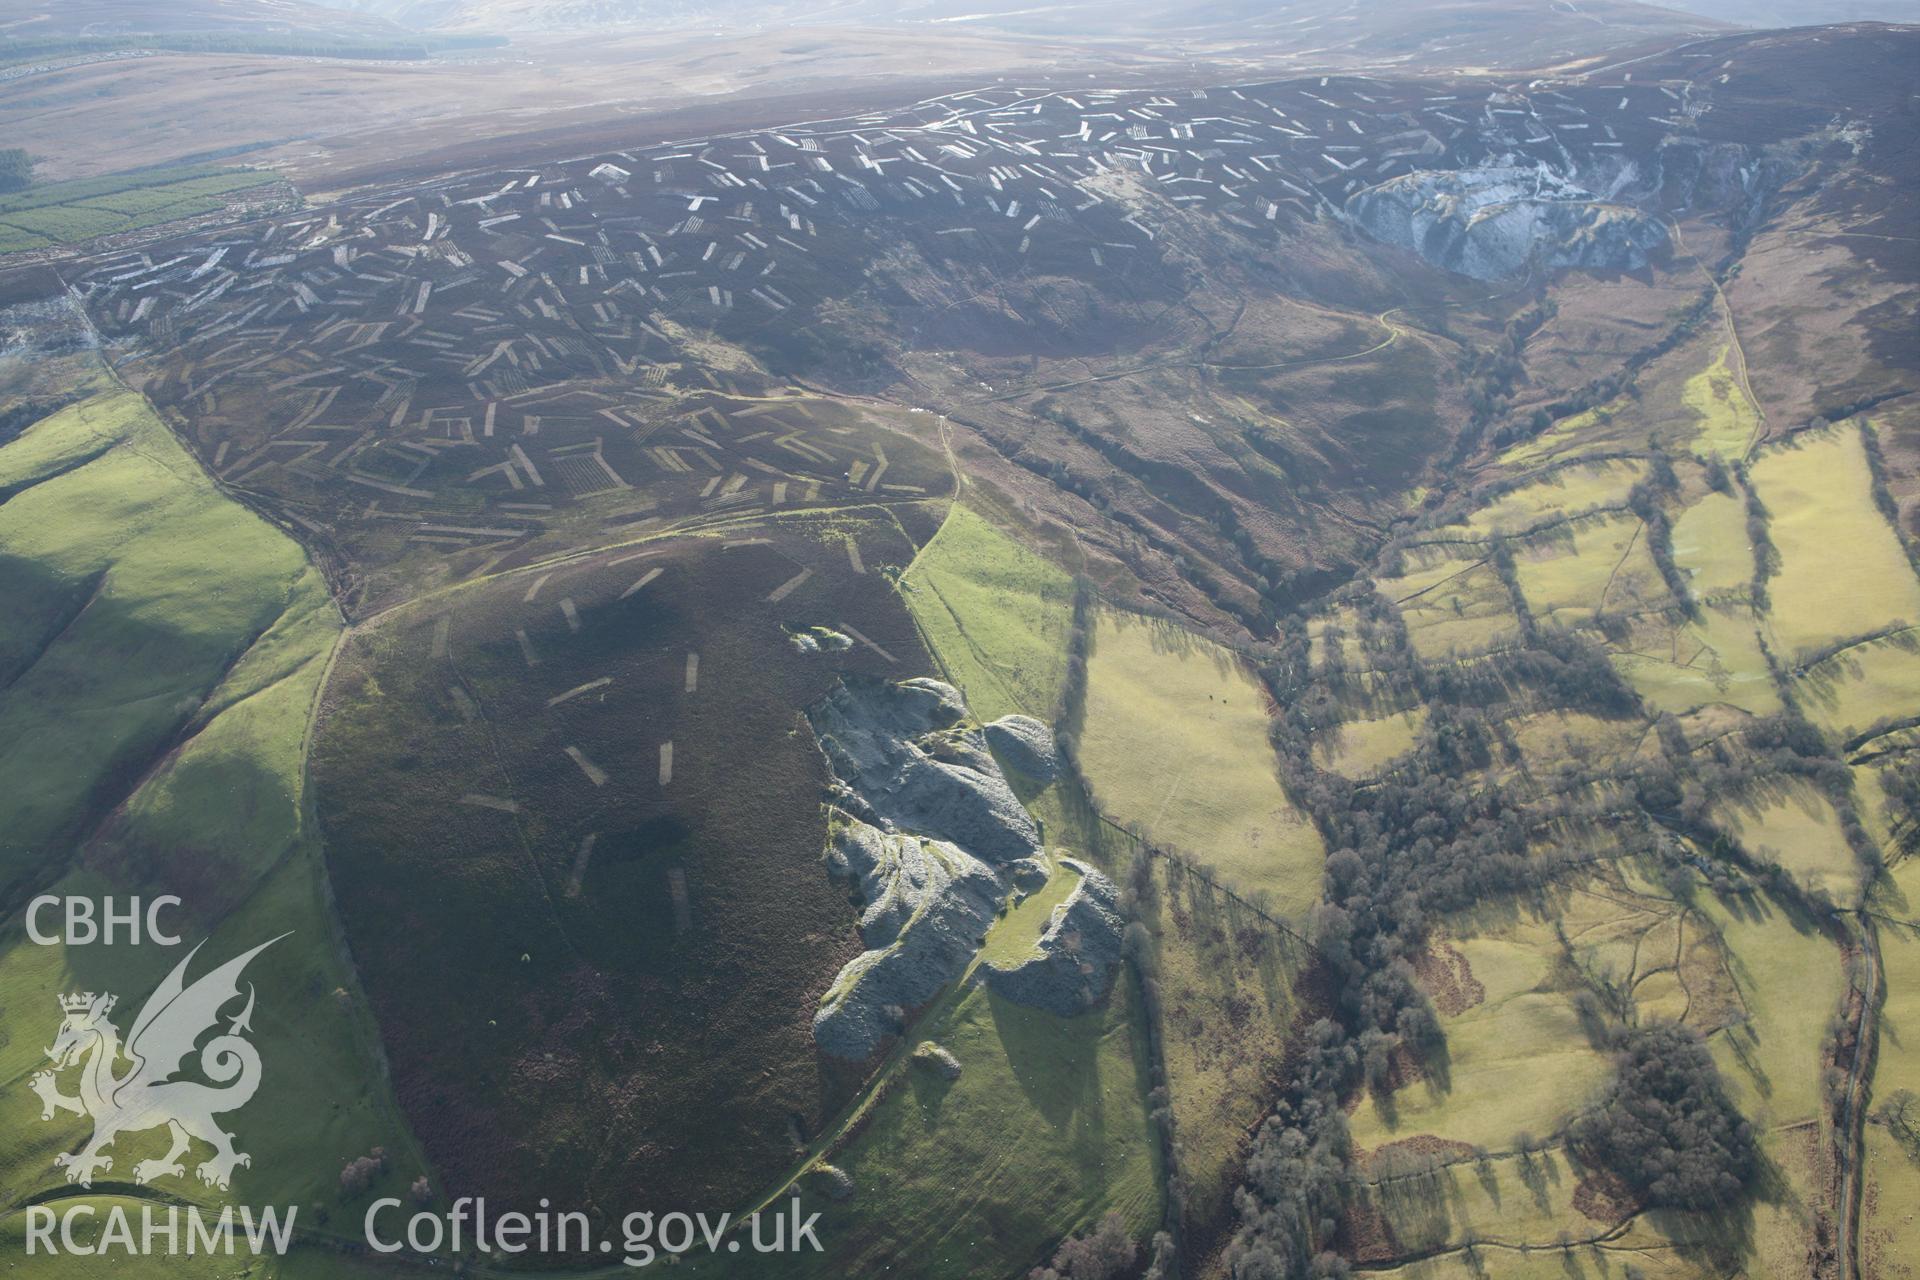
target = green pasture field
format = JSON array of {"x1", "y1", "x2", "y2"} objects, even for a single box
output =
[
  {"x1": 1311, "y1": 707, "x2": 1426, "y2": 778},
  {"x1": 0, "y1": 389, "x2": 319, "y2": 892},
  {"x1": 977, "y1": 853, "x2": 1083, "y2": 968},
  {"x1": 1795, "y1": 628, "x2": 1920, "y2": 742},
  {"x1": 1690, "y1": 880, "x2": 1847, "y2": 1277},
  {"x1": 1750, "y1": 423, "x2": 1920, "y2": 661},
  {"x1": 1341, "y1": 857, "x2": 1839, "y2": 1278},
  {"x1": 1683, "y1": 345, "x2": 1764, "y2": 461},
  {"x1": 1711, "y1": 780, "x2": 1865, "y2": 906},
  {"x1": 1865, "y1": 860, "x2": 1920, "y2": 1277},
  {"x1": 1347, "y1": 918, "x2": 1612, "y2": 1156},
  {"x1": 0, "y1": 166, "x2": 281, "y2": 254},
  {"x1": 893, "y1": 500, "x2": 1111, "y2": 857},
  {"x1": 1376, "y1": 549, "x2": 1524, "y2": 661},
  {"x1": 1669, "y1": 486, "x2": 1754, "y2": 602},
  {"x1": 1608, "y1": 603, "x2": 1780, "y2": 716},
  {"x1": 1077, "y1": 608, "x2": 1324, "y2": 920}
]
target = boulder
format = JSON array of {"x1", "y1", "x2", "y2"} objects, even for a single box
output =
[
  {"x1": 910, "y1": 1041, "x2": 964, "y2": 1081},
  {"x1": 984, "y1": 714, "x2": 1059, "y2": 782}
]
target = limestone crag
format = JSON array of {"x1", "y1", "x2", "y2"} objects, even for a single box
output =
[
  {"x1": 1347, "y1": 162, "x2": 1669, "y2": 280},
  {"x1": 981, "y1": 860, "x2": 1126, "y2": 1017},
  {"x1": 809, "y1": 677, "x2": 1041, "y2": 865},
  {"x1": 812, "y1": 819, "x2": 1004, "y2": 1059}
]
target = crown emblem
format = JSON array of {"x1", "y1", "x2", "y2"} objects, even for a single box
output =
[{"x1": 59, "y1": 992, "x2": 114, "y2": 1016}]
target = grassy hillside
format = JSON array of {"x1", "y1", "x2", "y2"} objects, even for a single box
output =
[
  {"x1": 903, "y1": 503, "x2": 1077, "y2": 725},
  {"x1": 722, "y1": 972, "x2": 1162, "y2": 1280},
  {"x1": 0, "y1": 383, "x2": 426, "y2": 1270},
  {"x1": 0, "y1": 389, "x2": 322, "y2": 894},
  {"x1": 898, "y1": 502, "x2": 1299, "y2": 1256}
]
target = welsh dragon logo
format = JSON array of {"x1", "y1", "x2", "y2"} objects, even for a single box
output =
[{"x1": 30, "y1": 936, "x2": 283, "y2": 1191}]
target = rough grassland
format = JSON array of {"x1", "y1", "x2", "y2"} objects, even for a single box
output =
[
  {"x1": 1553, "y1": 862, "x2": 1734, "y2": 1027},
  {"x1": 1496, "y1": 399, "x2": 1623, "y2": 469},
  {"x1": 1861, "y1": 1121, "x2": 1920, "y2": 1280},
  {"x1": 1307, "y1": 604, "x2": 1367, "y2": 674},
  {"x1": 1361, "y1": 1231, "x2": 1717, "y2": 1280},
  {"x1": 1349, "y1": 1145, "x2": 1593, "y2": 1260},
  {"x1": 1609, "y1": 603, "x2": 1780, "y2": 716},
  {"x1": 902, "y1": 503, "x2": 1077, "y2": 724},
  {"x1": 1079, "y1": 609, "x2": 1324, "y2": 919},
  {"x1": 1750, "y1": 424, "x2": 1920, "y2": 660},
  {"x1": 1684, "y1": 345, "x2": 1764, "y2": 461},
  {"x1": 1149, "y1": 857, "x2": 1307, "y2": 1230},
  {"x1": 1504, "y1": 709, "x2": 1650, "y2": 780},
  {"x1": 1461, "y1": 457, "x2": 1647, "y2": 538},
  {"x1": 1376, "y1": 550, "x2": 1523, "y2": 662}
]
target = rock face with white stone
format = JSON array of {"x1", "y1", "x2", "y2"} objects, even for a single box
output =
[
  {"x1": 812, "y1": 819, "x2": 1005, "y2": 1060},
  {"x1": 1347, "y1": 163, "x2": 1668, "y2": 280},
  {"x1": 808, "y1": 677, "x2": 1041, "y2": 865},
  {"x1": 984, "y1": 714, "x2": 1059, "y2": 782},
  {"x1": 807, "y1": 677, "x2": 1052, "y2": 1059},
  {"x1": 806, "y1": 680, "x2": 1132, "y2": 1056},
  {"x1": 981, "y1": 860, "x2": 1127, "y2": 1016}
]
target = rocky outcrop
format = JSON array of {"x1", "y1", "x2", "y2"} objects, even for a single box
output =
[
  {"x1": 812, "y1": 819, "x2": 1004, "y2": 1059},
  {"x1": 984, "y1": 714, "x2": 1059, "y2": 782},
  {"x1": 807, "y1": 1164, "x2": 855, "y2": 1201},
  {"x1": 806, "y1": 680, "x2": 1127, "y2": 1058},
  {"x1": 809, "y1": 677, "x2": 1041, "y2": 865},
  {"x1": 910, "y1": 1041, "x2": 963, "y2": 1080},
  {"x1": 980, "y1": 860, "x2": 1126, "y2": 1017},
  {"x1": 1006, "y1": 856, "x2": 1051, "y2": 892},
  {"x1": 1347, "y1": 163, "x2": 1668, "y2": 280}
]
